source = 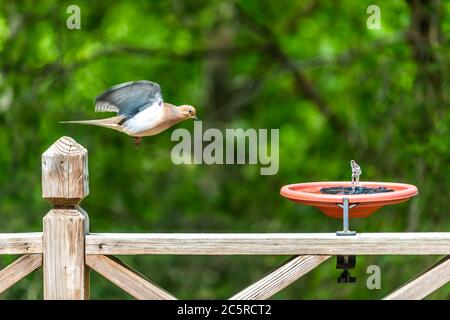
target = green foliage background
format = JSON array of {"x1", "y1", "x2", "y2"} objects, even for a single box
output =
[{"x1": 0, "y1": 0, "x2": 449, "y2": 299}]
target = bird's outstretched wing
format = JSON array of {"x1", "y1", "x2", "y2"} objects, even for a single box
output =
[{"x1": 94, "y1": 80, "x2": 163, "y2": 117}]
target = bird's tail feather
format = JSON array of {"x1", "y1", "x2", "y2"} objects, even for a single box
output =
[
  {"x1": 60, "y1": 116, "x2": 125, "y2": 131},
  {"x1": 61, "y1": 119, "x2": 105, "y2": 125}
]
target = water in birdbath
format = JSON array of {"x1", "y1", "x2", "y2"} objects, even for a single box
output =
[{"x1": 320, "y1": 160, "x2": 394, "y2": 195}]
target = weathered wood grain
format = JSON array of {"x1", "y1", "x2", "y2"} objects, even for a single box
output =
[
  {"x1": 86, "y1": 233, "x2": 450, "y2": 255},
  {"x1": 86, "y1": 254, "x2": 176, "y2": 300},
  {"x1": 43, "y1": 208, "x2": 89, "y2": 300},
  {"x1": 42, "y1": 136, "x2": 89, "y2": 206},
  {"x1": 0, "y1": 254, "x2": 42, "y2": 294},
  {"x1": 2, "y1": 232, "x2": 449, "y2": 256},
  {"x1": 384, "y1": 256, "x2": 450, "y2": 300},
  {"x1": 230, "y1": 255, "x2": 331, "y2": 300},
  {"x1": 42, "y1": 136, "x2": 90, "y2": 299},
  {"x1": 0, "y1": 233, "x2": 43, "y2": 255}
]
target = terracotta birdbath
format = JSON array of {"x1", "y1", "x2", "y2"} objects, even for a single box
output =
[{"x1": 280, "y1": 161, "x2": 418, "y2": 236}]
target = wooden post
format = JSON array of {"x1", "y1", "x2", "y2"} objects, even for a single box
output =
[{"x1": 42, "y1": 136, "x2": 89, "y2": 300}]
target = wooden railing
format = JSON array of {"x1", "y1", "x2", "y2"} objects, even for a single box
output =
[{"x1": 0, "y1": 136, "x2": 449, "y2": 299}]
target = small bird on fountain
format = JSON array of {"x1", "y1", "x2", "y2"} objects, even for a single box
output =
[{"x1": 62, "y1": 80, "x2": 198, "y2": 146}]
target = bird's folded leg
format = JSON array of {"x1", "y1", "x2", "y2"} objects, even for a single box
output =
[{"x1": 134, "y1": 136, "x2": 142, "y2": 147}]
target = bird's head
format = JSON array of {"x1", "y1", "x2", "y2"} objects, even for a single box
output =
[{"x1": 179, "y1": 105, "x2": 198, "y2": 120}]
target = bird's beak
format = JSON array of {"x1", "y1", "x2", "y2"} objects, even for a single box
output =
[{"x1": 193, "y1": 115, "x2": 199, "y2": 120}]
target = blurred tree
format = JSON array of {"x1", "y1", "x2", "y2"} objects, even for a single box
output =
[{"x1": 0, "y1": 0, "x2": 448, "y2": 299}]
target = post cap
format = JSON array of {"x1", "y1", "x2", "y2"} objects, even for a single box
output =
[{"x1": 42, "y1": 136, "x2": 89, "y2": 206}]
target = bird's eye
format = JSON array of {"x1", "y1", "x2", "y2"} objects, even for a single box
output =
[{"x1": 189, "y1": 110, "x2": 192, "y2": 113}]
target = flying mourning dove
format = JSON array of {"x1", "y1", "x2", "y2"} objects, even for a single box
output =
[{"x1": 62, "y1": 80, "x2": 197, "y2": 146}]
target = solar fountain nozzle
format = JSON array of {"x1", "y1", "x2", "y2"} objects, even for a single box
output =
[{"x1": 350, "y1": 159, "x2": 361, "y2": 190}]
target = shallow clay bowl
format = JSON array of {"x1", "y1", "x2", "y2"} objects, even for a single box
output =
[{"x1": 280, "y1": 181, "x2": 418, "y2": 219}]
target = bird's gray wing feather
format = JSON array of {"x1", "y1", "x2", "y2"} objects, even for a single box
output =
[{"x1": 94, "y1": 80, "x2": 163, "y2": 116}]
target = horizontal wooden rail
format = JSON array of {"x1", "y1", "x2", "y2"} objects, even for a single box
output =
[
  {"x1": 2, "y1": 232, "x2": 450, "y2": 256},
  {"x1": 0, "y1": 233, "x2": 43, "y2": 254},
  {"x1": 85, "y1": 232, "x2": 450, "y2": 255}
]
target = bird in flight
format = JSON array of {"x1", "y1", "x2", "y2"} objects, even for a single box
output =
[{"x1": 62, "y1": 80, "x2": 197, "y2": 146}]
